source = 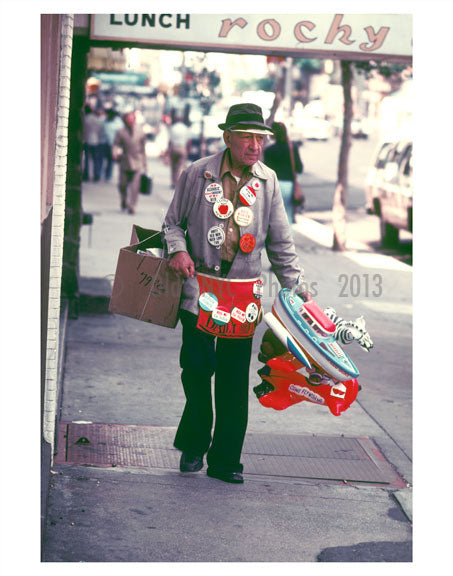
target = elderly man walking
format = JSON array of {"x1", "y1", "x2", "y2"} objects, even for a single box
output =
[{"x1": 163, "y1": 103, "x2": 309, "y2": 484}]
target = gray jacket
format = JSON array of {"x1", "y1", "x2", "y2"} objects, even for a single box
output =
[{"x1": 163, "y1": 150, "x2": 302, "y2": 315}]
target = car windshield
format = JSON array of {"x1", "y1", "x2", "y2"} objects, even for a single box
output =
[{"x1": 376, "y1": 143, "x2": 394, "y2": 168}]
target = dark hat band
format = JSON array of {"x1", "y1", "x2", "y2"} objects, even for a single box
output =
[{"x1": 225, "y1": 112, "x2": 265, "y2": 125}]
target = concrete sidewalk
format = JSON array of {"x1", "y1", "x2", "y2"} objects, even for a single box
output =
[{"x1": 42, "y1": 158, "x2": 413, "y2": 563}]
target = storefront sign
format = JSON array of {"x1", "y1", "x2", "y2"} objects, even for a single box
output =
[{"x1": 90, "y1": 14, "x2": 412, "y2": 60}]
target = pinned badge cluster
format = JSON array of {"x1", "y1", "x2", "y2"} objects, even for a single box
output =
[{"x1": 205, "y1": 178, "x2": 262, "y2": 253}]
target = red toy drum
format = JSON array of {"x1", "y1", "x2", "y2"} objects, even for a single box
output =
[{"x1": 196, "y1": 273, "x2": 263, "y2": 339}]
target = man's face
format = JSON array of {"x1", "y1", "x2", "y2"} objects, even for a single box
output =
[
  {"x1": 125, "y1": 112, "x2": 136, "y2": 128},
  {"x1": 223, "y1": 130, "x2": 265, "y2": 169}
]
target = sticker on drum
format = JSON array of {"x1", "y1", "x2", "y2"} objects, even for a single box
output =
[
  {"x1": 198, "y1": 292, "x2": 218, "y2": 312},
  {"x1": 253, "y1": 279, "x2": 264, "y2": 298},
  {"x1": 231, "y1": 307, "x2": 247, "y2": 324},
  {"x1": 212, "y1": 306, "x2": 231, "y2": 325},
  {"x1": 245, "y1": 302, "x2": 259, "y2": 323}
]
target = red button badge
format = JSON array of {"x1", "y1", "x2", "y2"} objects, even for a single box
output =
[{"x1": 239, "y1": 233, "x2": 256, "y2": 253}]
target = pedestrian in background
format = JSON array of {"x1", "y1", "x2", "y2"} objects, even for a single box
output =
[
  {"x1": 168, "y1": 115, "x2": 191, "y2": 188},
  {"x1": 103, "y1": 109, "x2": 124, "y2": 181},
  {"x1": 113, "y1": 111, "x2": 147, "y2": 214},
  {"x1": 163, "y1": 102, "x2": 309, "y2": 484},
  {"x1": 83, "y1": 104, "x2": 103, "y2": 182},
  {"x1": 263, "y1": 121, "x2": 304, "y2": 224}
]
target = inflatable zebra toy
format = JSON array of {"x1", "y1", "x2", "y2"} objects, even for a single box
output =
[
  {"x1": 324, "y1": 307, "x2": 374, "y2": 352},
  {"x1": 253, "y1": 289, "x2": 374, "y2": 416}
]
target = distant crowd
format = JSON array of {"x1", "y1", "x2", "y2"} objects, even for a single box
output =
[{"x1": 83, "y1": 105, "x2": 124, "y2": 182}]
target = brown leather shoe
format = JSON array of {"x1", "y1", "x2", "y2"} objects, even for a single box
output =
[{"x1": 180, "y1": 453, "x2": 203, "y2": 472}]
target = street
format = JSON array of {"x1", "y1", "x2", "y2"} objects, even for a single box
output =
[
  {"x1": 78, "y1": 148, "x2": 413, "y2": 478},
  {"x1": 303, "y1": 133, "x2": 412, "y2": 262},
  {"x1": 40, "y1": 147, "x2": 414, "y2": 562}
]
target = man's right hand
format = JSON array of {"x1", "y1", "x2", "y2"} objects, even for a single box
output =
[{"x1": 168, "y1": 251, "x2": 195, "y2": 279}]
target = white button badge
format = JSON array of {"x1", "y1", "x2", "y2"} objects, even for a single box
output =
[
  {"x1": 207, "y1": 225, "x2": 225, "y2": 248},
  {"x1": 204, "y1": 182, "x2": 223, "y2": 203},
  {"x1": 233, "y1": 206, "x2": 254, "y2": 227},
  {"x1": 213, "y1": 198, "x2": 234, "y2": 219},
  {"x1": 199, "y1": 292, "x2": 218, "y2": 312},
  {"x1": 245, "y1": 302, "x2": 259, "y2": 323},
  {"x1": 239, "y1": 185, "x2": 257, "y2": 207}
]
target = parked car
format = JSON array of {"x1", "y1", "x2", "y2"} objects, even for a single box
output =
[
  {"x1": 302, "y1": 115, "x2": 332, "y2": 140},
  {"x1": 351, "y1": 117, "x2": 371, "y2": 139},
  {"x1": 374, "y1": 140, "x2": 413, "y2": 247},
  {"x1": 364, "y1": 141, "x2": 397, "y2": 213}
]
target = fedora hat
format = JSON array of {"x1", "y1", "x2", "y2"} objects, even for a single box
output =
[{"x1": 218, "y1": 103, "x2": 273, "y2": 135}]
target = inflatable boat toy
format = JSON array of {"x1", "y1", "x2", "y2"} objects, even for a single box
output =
[{"x1": 253, "y1": 289, "x2": 373, "y2": 416}]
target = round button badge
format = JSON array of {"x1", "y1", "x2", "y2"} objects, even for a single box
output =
[
  {"x1": 245, "y1": 302, "x2": 259, "y2": 323},
  {"x1": 239, "y1": 233, "x2": 256, "y2": 253},
  {"x1": 204, "y1": 182, "x2": 223, "y2": 203},
  {"x1": 239, "y1": 185, "x2": 257, "y2": 207},
  {"x1": 250, "y1": 178, "x2": 261, "y2": 190},
  {"x1": 198, "y1": 292, "x2": 218, "y2": 312},
  {"x1": 207, "y1": 225, "x2": 225, "y2": 247},
  {"x1": 213, "y1": 198, "x2": 234, "y2": 219},
  {"x1": 233, "y1": 206, "x2": 254, "y2": 227}
]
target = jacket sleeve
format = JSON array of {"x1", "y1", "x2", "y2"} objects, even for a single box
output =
[
  {"x1": 162, "y1": 168, "x2": 193, "y2": 256},
  {"x1": 265, "y1": 172, "x2": 303, "y2": 289}
]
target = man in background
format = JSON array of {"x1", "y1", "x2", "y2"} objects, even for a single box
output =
[{"x1": 113, "y1": 111, "x2": 147, "y2": 214}]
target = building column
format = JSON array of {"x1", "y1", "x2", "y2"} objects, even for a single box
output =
[{"x1": 43, "y1": 14, "x2": 74, "y2": 449}]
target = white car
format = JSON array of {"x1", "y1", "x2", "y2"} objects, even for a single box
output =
[
  {"x1": 291, "y1": 115, "x2": 332, "y2": 141},
  {"x1": 375, "y1": 141, "x2": 412, "y2": 247},
  {"x1": 364, "y1": 142, "x2": 396, "y2": 213}
]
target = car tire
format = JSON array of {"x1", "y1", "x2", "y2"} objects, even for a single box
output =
[{"x1": 380, "y1": 217, "x2": 399, "y2": 248}]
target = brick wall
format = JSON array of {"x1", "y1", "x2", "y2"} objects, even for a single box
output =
[{"x1": 43, "y1": 15, "x2": 74, "y2": 449}]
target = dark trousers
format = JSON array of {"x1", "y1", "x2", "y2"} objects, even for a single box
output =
[
  {"x1": 174, "y1": 310, "x2": 253, "y2": 473},
  {"x1": 103, "y1": 144, "x2": 113, "y2": 180},
  {"x1": 83, "y1": 144, "x2": 102, "y2": 181}
]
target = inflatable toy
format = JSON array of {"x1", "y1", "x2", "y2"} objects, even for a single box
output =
[{"x1": 253, "y1": 289, "x2": 373, "y2": 416}]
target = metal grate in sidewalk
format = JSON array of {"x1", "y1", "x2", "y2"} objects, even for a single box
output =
[{"x1": 55, "y1": 422, "x2": 405, "y2": 487}]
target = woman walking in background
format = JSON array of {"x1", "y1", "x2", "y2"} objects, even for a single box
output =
[{"x1": 264, "y1": 122, "x2": 304, "y2": 225}]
